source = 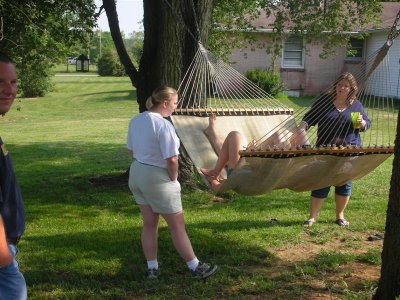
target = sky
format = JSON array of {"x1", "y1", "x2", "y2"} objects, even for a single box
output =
[{"x1": 95, "y1": 0, "x2": 144, "y2": 33}]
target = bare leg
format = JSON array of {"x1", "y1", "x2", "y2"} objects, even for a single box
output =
[
  {"x1": 260, "y1": 128, "x2": 292, "y2": 148},
  {"x1": 204, "y1": 114, "x2": 223, "y2": 155},
  {"x1": 139, "y1": 205, "x2": 159, "y2": 261},
  {"x1": 162, "y1": 211, "x2": 196, "y2": 262},
  {"x1": 307, "y1": 196, "x2": 325, "y2": 222},
  {"x1": 200, "y1": 131, "x2": 243, "y2": 179},
  {"x1": 335, "y1": 194, "x2": 350, "y2": 220}
]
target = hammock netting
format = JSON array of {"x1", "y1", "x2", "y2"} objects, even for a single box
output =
[{"x1": 171, "y1": 17, "x2": 399, "y2": 195}]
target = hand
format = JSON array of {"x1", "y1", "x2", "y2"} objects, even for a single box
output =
[
  {"x1": 298, "y1": 121, "x2": 308, "y2": 131},
  {"x1": 357, "y1": 115, "x2": 366, "y2": 128}
]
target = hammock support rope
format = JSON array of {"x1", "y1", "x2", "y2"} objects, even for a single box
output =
[{"x1": 171, "y1": 9, "x2": 400, "y2": 195}]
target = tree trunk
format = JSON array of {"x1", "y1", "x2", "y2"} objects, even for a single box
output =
[
  {"x1": 138, "y1": 0, "x2": 185, "y2": 112},
  {"x1": 102, "y1": 0, "x2": 138, "y2": 87},
  {"x1": 104, "y1": 0, "x2": 215, "y2": 185},
  {"x1": 181, "y1": 0, "x2": 214, "y2": 70},
  {"x1": 373, "y1": 108, "x2": 400, "y2": 299},
  {"x1": 104, "y1": 0, "x2": 214, "y2": 110}
]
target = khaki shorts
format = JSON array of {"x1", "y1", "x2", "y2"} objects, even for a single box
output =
[{"x1": 128, "y1": 160, "x2": 182, "y2": 214}]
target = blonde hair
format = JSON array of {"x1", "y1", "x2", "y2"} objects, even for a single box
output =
[
  {"x1": 333, "y1": 72, "x2": 358, "y2": 105},
  {"x1": 146, "y1": 86, "x2": 177, "y2": 110}
]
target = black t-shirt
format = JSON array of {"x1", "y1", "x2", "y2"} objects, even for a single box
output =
[{"x1": 0, "y1": 137, "x2": 25, "y2": 240}]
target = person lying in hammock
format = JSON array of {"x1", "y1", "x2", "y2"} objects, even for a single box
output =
[
  {"x1": 200, "y1": 114, "x2": 242, "y2": 192},
  {"x1": 200, "y1": 114, "x2": 308, "y2": 192}
]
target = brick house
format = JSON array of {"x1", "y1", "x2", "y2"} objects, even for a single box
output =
[{"x1": 229, "y1": 2, "x2": 400, "y2": 97}]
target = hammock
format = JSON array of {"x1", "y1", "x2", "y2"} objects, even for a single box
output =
[{"x1": 171, "y1": 18, "x2": 398, "y2": 195}]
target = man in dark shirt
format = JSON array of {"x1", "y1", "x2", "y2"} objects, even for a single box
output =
[{"x1": 0, "y1": 53, "x2": 27, "y2": 300}]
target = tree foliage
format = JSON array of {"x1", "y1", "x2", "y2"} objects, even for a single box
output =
[
  {"x1": 209, "y1": 0, "x2": 382, "y2": 59},
  {"x1": 124, "y1": 31, "x2": 144, "y2": 67},
  {"x1": 87, "y1": 30, "x2": 115, "y2": 63},
  {"x1": 0, "y1": 0, "x2": 97, "y2": 97}
]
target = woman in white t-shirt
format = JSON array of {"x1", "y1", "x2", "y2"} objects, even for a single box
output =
[{"x1": 127, "y1": 86, "x2": 218, "y2": 280}]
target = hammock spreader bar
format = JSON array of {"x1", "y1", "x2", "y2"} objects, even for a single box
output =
[{"x1": 171, "y1": 9, "x2": 400, "y2": 194}]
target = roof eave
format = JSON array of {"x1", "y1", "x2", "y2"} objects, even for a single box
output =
[{"x1": 227, "y1": 27, "x2": 392, "y2": 35}]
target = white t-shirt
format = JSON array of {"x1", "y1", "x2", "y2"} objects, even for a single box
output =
[{"x1": 127, "y1": 111, "x2": 180, "y2": 168}]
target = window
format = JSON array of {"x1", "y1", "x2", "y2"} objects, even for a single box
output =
[
  {"x1": 346, "y1": 37, "x2": 364, "y2": 60},
  {"x1": 282, "y1": 37, "x2": 304, "y2": 68}
]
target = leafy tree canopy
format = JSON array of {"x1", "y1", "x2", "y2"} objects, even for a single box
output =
[
  {"x1": 0, "y1": 0, "x2": 97, "y2": 96},
  {"x1": 1, "y1": 0, "x2": 96, "y2": 61}
]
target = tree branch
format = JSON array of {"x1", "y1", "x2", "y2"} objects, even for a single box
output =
[{"x1": 102, "y1": 0, "x2": 138, "y2": 87}]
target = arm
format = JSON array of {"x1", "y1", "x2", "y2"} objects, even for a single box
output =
[
  {"x1": 0, "y1": 215, "x2": 12, "y2": 267},
  {"x1": 291, "y1": 121, "x2": 311, "y2": 146},
  {"x1": 302, "y1": 95, "x2": 329, "y2": 128},
  {"x1": 357, "y1": 104, "x2": 371, "y2": 131},
  {"x1": 166, "y1": 155, "x2": 179, "y2": 181}
]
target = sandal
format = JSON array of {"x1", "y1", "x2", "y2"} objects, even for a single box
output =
[
  {"x1": 303, "y1": 219, "x2": 315, "y2": 227},
  {"x1": 335, "y1": 218, "x2": 349, "y2": 227}
]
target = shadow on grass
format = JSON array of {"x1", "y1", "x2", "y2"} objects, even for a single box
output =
[
  {"x1": 21, "y1": 221, "x2": 378, "y2": 299},
  {"x1": 10, "y1": 140, "x2": 380, "y2": 228},
  {"x1": 8, "y1": 141, "x2": 130, "y2": 203},
  {"x1": 11, "y1": 177, "x2": 383, "y2": 295},
  {"x1": 55, "y1": 80, "x2": 127, "y2": 85},
  {"x1": 7, "y1": 140, "x2": 315, "y2": 227},
  {"x1": 22, "y1": 224, "x2": 277, "y2": 298},
  {"x1": 80, "y1": 90, "x2": 137, "y2": 102}
]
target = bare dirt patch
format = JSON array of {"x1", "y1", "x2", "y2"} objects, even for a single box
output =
[{"x1": 261, "y1": 232, "x2": 383, "y2": 299}]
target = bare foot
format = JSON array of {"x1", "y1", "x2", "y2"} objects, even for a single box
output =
[
  {"x1": 203, "y1": 114, "x2": 217, "y2": 137},
  {"x1": 200, "y1": 168, "x2": 222, "y2": 192},
  {"x1": 210, "y1": 178, "x2": 222, "y2": 192},
  {"x1": 200, "y1": 167, "x2": 219, "y2": 179}
]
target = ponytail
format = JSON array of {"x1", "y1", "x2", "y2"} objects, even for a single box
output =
[
  {"x1": 145, "y1": 96, "x2": 155, "y2": 110},
  {"x1": 146, "y1": 86, "x2": 177, "y2": 110}
]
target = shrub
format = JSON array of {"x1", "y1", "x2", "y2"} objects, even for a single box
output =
[
  {"x1": 97, "y1": 50, "x2": 117, "y2": 76},
  {"x1": 245, "y1": 68, "x2": 285, "y2": 96},
  {"x1": 97, "y1": 49, "x2": 126, "y2": 77},
  {"x1": 18, "y1": 58, "x2": 54, "y2": 98}
]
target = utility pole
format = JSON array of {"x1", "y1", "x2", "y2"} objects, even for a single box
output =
[{"x1": 99, "y1": 29, "x2": 102, "y2": 59}]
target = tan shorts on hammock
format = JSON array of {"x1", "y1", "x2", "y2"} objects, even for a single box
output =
[{"x1": 128, "y1": 160, "x2": 182, "y2": 214}]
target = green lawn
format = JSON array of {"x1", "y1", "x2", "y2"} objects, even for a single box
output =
[
  {"x1": 1, "y1": 75, "x2": 393, "y2": 299},
  {"x1": 51, "y1": 63, "x2": 98, "y2": 74}
]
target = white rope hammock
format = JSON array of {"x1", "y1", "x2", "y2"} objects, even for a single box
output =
[{"x1": 171, "y1": 13, "x2": 399, "y2": 195}]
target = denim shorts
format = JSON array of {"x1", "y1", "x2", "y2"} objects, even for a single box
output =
[
  {"x1": 0, "y1": 244, "x2": 27, "y2": 300},
  {"x1": 311, "y1": 182, "x2": 352, "y2": 199}
]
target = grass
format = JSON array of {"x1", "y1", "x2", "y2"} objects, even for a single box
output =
[
  {"x1": 51, "y1": 63, "x2": 98, "y2": 74},
  {"x1": 1, "y1": 74, "x2": 393, "y2": 299}
]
